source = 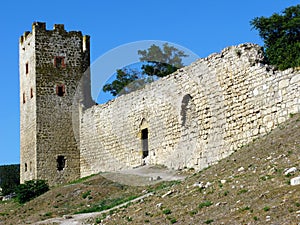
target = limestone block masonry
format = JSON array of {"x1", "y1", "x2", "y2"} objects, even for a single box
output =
[
  {"x1": 20, "y1": 23, "x2": 300, "y2": 185},
  {"x1": 20, "y1": 22, "x2": 92, "y2": 185},
  {"x1": 80, "y1": 44, "x2": 300, "y2": 177}
]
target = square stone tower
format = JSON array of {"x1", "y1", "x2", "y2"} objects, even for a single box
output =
[{"x1": 20, "y1": 22, "x2": 92, "y2": 185}]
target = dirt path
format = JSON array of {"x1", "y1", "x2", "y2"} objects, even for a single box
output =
[
  {"x1": 35, "y1": 165, "x2": 186, "y2": 225},
  {"x1": 100, "y1": 165, "x2": 187, "y2": 186},
  {"x1": 35, "y1": 193, "x2": 153, "y2": 225}
]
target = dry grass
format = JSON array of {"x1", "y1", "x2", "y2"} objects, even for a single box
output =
[{"x1": 1, "y1": 114, "x2": 300, "y2": 224}]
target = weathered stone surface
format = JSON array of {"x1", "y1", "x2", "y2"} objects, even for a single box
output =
[
  {"x1": 20, "y1": 23, "x2": 300, "y2": 185},
  {"x1": 290, "y1": 74, "x2": 300, "y2": 84},
  {"x1": 79, "y1": 43, "x2": 300, "y2": 177},
  {"x1": 20, "y1": 22, "x2": 92, "y2": 185},
  {"x1": 290, "y1": 176, "x2": 300, "y2": 186}
]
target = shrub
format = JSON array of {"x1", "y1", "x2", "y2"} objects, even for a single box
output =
[
  {"x1": 82, "y1": 190, "x2": 91, "y2": 199},
  {"x1": 15, "y1": 180, "x2": 49, "y2": 203},
  {"x1": 238, "y1": 189, "x2": 248, "y2": 194},
  {"x1": 0, "y1": 164, "x2": 20, "y2": 195},
  {"x1": 198, "y1": 201, "x2": 213, "y2": 209},
  {"x1": 204, "y1": 219, "x2": 214, "y2": 224},
  {"x1": 162, "y1": 208, "x2": 172, "y2": 215},
  {"x1": 169, "y1": 218, "x2": 177, "y2": 224}
]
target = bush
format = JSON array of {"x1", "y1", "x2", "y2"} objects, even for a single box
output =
[
  {"x1": 15, "y1": 180, "x2": 49, "y2": 203},
  {"x1": 0, "y1": 164, "x2": 20, "y2": 195},
  {"x1": 162, "y1": 208, "x2": 172, "y2": 215},
  {"x1": 198, "y1": 201, "x2": 213, "y2": 209},
  {"x1": 251, "y1": 5, "x2": 300, "y2": 70}
]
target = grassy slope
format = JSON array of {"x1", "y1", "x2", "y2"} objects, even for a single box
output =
[
  {"x1": 0, "y1": 114, "x2": 300, "y2": 225},
  {"x1": 92, "y1": 114, "x2": 300, "y2": 225}
]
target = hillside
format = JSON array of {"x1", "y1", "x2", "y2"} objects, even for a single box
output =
[{"x1": 1, "y1": 114, "x2": 300, "y2": 224}]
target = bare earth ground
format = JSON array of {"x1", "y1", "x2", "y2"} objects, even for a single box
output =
[
  {"x1": 1, "y1": 114, "x2": 300, "y2": 225},
  {"x1": 101, "y1": 165, "x2": 187, "y2": 186},
  {"x1": 35, "y1": 165, "x2": 187, "y2": 225}
]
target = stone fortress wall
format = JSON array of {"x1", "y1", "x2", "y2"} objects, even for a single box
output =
[
  {"x1": 20, "y1": 23, "x2": 300, "y2": 184},
  {"x1": 80, "y1": 43, "x2": 300, "y2": 177},
  {"x1": 20, "y1": 22, "x2": 91, "y2": 185}
]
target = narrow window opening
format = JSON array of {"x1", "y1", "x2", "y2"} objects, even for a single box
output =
[
  {"x1": 54, "y1": 56, "x2": 65, "y2": 68},
  {"x1": 181, "y1": 94, "x2": 192, "y2": 127},
  {"x1": 23, "y1": 92, "x2": 26, "y2": 104},
  {"x1": 56, "y1": 84, "x2": 65, "y2": 97},
  {"x1": 30, "y1": 88, "x2": 33, "y2": 98},
  {"x1": 25, "y1": 63, "x2": 29, "y2": 74},
  {"x1": 57, "y1": 156, "x2": 66, "y2": 171},
  {"x1": 141, "y1": 128, "x2": 149, "y2": 159},
  {"x1": 29, "y1": 161, "x2": 32, "y2": 172},
  {"x1": 24, "y1": 163, "x2": 27, "y2": 172}
]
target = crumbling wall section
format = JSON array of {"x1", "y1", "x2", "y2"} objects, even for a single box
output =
[{"x1": 80, "y1": 43, "x2": 300, "y2": 177}]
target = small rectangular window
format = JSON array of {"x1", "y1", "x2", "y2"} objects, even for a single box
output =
[
  {"x1": 54, "y1": 56, "x2": 65, "y2": 68},
  {"x1": 56, "y1": 84, "x2": 65, "y2": 97},
  {"x1": 23, "y1": 92, "x2": 26, "y2": 104},
  {"x1": 25, "y1": 63, "x2": 29, "y2": 74},
  {"x1": 30, "y1": 88, "x2": 33, "y2": 98},
  {"x1": 57, "y1": 156, "x2": 66, "y2": 171}
]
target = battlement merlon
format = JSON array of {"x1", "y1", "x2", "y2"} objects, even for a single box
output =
[
  {"x1": 83, "y1": 35, "x2": 90, "y2": 52},
  {"x1": 19, "y1": 22, "x2": 88, "y2": 45}
]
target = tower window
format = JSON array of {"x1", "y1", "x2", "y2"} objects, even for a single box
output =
[
  {"x1": 57, "y1": 156, "x2": 66, "y2": 171},
  {"x1": 24, "y1": 163, "x2": 27, "y2": 172},
  {"x1": 141, "y1": 128, "x2": 149, "y2": 159},
  {"x1": 23, "y1": 92, "x2": 26, "y2": 104},
  {"x1": 56, "y1": 84, "x2": 65, "y2": 97},
  {"x1": 30, "y1": 88, "x2": 33, "y2": 98},
  {"x1": 25, "y1": 63, "x2": 29, "y2": 74},
  {"x1": 54, "y1": 56, "x2": 65, "y2": 68}
]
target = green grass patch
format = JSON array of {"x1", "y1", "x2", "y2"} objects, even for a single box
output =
[
  {"x1": 189, "y1": 209, "x2": 198, "y2": 216},
  {"x1": 75, "y1": 195, "x2": 138, "y2": 214},
  {"x1": 198, "y1": 201, "x2": 213, "y2": 209},
  {"x1": 43, "y1": 212, "x2": 52, "y2": 217},
  {"x1": 82, "y1": 190, "x2": 91, "y2": 199},
  {"x1": 147, "y1": 180, "x2": 181, "y2": 192},
  {"x1": 240, "y1": 206, "x2": 251, "y2": 211},
  {"x1": 168, "y1": 217, "x2": 177, "y2": 224},
  {"x1": 162, "y1": 208, "x2": 172, "y2": 215},
  {"x1": 238, "y1": 189, "x2": 248, "y2": 194},
  {"x1": 204, "y1": 219, "x2": 214, "y2": 224},
  {"x1": 68, "y1": 174, "x2": 96, "y2": 185}
]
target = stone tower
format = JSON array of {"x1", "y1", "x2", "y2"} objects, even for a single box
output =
[{"x1": 20, "y1": 22, "x2": 92, "y2": 185}]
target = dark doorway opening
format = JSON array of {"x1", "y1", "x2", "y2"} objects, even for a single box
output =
[
  {"x1": 141, "y1": 128, "x2": 149, "y2": 159},
  {"x1": 57, "y1": 155, "x2": 66, "y2": 171},
  {"x1": 56, "y1": 84, "x2": 65, "y2": 97}
]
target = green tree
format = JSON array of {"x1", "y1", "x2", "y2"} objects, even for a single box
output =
[
  {"x1": 250, "y1": 4, "x2": 300, "y2": 70},
  {"x1": 0, "y1": 164, "x2": 20, "y2": 195},
  {"x1": 15, "y1": 180, "x2": 49, "y2": 203},
  {"x1": 103, "y1": 69, "x2": 139, "y2": 96},
  {"x1": 103, "y1": 43, "x2": 188, "y2": 96}
]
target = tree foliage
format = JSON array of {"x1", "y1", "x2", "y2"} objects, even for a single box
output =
[
  {"x1": 103, "y1": 69, "x2": 138, "y2": 96},
  {"x1": 0, "y1": 164, "x2": 20, "y2": 196},
  {"x1": 15, "y1": 180, "x2": 49, "y2": 204},
  {"x1": 250, "y1": 5, "x2": 300, "y2": 70},
  {"x1": 103, "y1": 43, "x2": 188, "y2": 96}
]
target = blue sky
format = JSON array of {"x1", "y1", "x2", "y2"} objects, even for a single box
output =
[{"x1": 0, "y1": 0, "x2": 298, "y2": 165}]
